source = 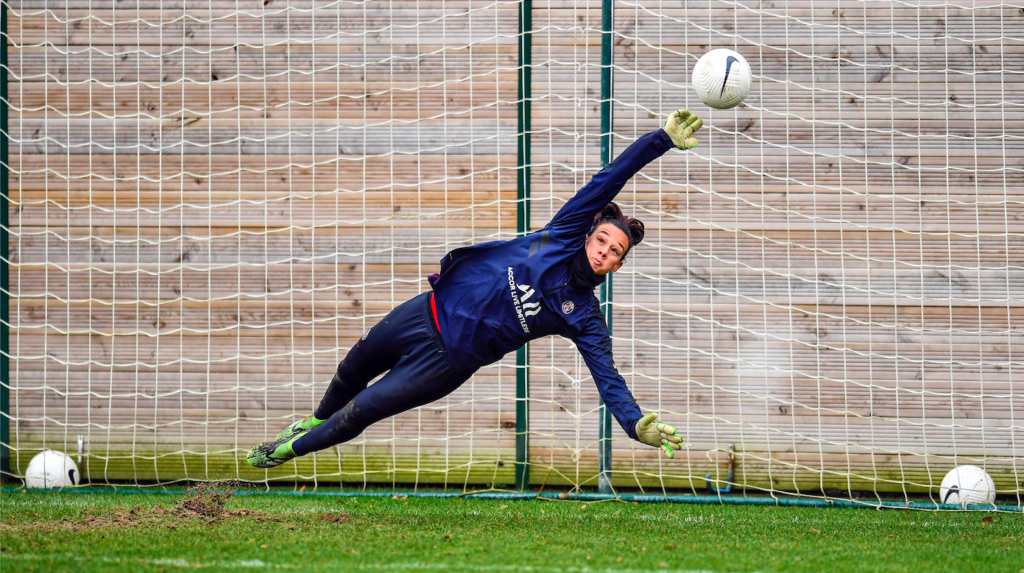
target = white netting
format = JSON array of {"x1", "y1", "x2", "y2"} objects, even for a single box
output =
[
  {"x1": 594, "y1": 0, "x2": 1023, "y2": 501},
  {"x1": 8, "y1": 0, "x2": 522, "y2": 487},
  {"x1": 5, "y1": 1, "x2": 1022, "y2": 504}
]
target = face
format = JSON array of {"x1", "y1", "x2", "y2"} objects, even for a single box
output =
[{"x1": 585, "y1": 223, "x2": 629, "y2": 275}]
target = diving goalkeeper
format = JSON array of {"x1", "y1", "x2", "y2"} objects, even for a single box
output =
[{"x1": 247, "y1": 110, "x2": 703, "y2": 469}]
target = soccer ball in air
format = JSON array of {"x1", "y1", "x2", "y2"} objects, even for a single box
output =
[
  {"x1": 938, "y1": 465, "x2": 996, "y2": 506},
  {"x1": 25, "y1": 450, "x2": 80, "y2": 488},
  {"x1": 691, "y1": 48, "x2": 752, "y2": 110}
]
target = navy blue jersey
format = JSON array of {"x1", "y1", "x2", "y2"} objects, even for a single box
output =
[{"x1": 431, "y1": 129, "x2": 675, "y2": 440}]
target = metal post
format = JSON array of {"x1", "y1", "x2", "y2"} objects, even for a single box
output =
[
  {"x1": 514, "y1": 0, "x2": 532, "y2": 492},
  {"x1": 0, "y1": 0, "x2": 10, "y2": 483},
  {"x1": 597, "y1": 0, "x2": 614, "y2": 494}
]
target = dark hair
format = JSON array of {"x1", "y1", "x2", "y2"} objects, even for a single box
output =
[{"x1": 588, "y1": 202, "x2": 645, "y2": 261}]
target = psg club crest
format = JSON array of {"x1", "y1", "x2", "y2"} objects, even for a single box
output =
[{"x1": 561, "y1": 301, "x2": 575, "y2": 315}]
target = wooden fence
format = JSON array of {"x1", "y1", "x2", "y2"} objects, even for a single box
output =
[{"x1": 6, "y1": 0, "x2": 1022, "y2": 497}]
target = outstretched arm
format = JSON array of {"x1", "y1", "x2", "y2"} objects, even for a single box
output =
[
  {"x1": 572, "y1": 303, "x2": 683, "y2": 458},
  {"x1": 546, "y1": 111, "x2": 703, "y2": 241},
  {"x1": 572, "y1": 306, "x2": 642, "y2": 440}
]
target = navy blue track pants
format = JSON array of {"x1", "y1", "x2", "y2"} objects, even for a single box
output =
[{"x1": 292, "y1": 291, "x2": 476, "y2": 455}]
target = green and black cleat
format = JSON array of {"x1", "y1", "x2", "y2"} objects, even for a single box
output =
[
  {"x1": 247, "y1": 431, "x2": 307, "y2": 469},
  {"x1": 274, "y1": 413, "x2": 326, "y2": 442}
]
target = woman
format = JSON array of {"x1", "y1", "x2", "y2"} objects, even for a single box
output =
[{"x1": 248, "y1": 109, "x2": 703, "y2": 469}]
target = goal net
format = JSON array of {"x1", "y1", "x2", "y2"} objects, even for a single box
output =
[{"x1": 5, "y1": 0, "x2": 1021, "y2": 504}]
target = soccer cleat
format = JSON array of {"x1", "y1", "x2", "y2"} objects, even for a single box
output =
[
  {"x1": 247, "y1": 431, "x2": 306, "y2": 469},
  {"x1": 274, "y1": 413, "x2": 326, "y2": 442}
]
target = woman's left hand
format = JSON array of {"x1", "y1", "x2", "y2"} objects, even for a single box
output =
[
  {"x1": 636, "y1": 412, "x2": 684, "y2": 458},
  {"x1": 662, "y1": 109, "x2": 703, "y2": 150}
]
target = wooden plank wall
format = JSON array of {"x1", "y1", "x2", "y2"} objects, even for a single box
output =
[
  {"x1": 7, "y1": 0, "x2": 1024, "y2": 497},
  {"x1": 601, "y1": 1, "x2": 1024, "y2": 495},
  {"x1": 528, "y1": 1, "x2": 1024, "y2": 495},
  {"x1": 8, "y1": 0, "x2": 523, "y2": 488}
]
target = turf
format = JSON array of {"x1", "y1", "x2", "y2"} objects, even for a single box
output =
[{"x1": 1, "y1": 488, "x2": 1021, "y2": 572}]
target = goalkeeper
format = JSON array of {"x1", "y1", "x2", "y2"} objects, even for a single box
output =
[{"x1": 248, "y1": 110, "x2": 703, "y2": 469}]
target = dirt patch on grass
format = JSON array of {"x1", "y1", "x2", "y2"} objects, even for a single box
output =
[
  {"x1": 74, "y1": 503, "x2": 153, "y2": 529},
  {"x1": 173, "y1": 481, "x2": 241, "y2": 519},
  {"x1": 14, "y1": 481, "x2": 292, "y2": 532},
  {"x1": 320, "y1": 511, "x2": 351, "y2": 523}
]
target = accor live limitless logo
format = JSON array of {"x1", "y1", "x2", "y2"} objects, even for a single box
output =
[{"x1": 507, "y1": 267, "x2": 541, "y2": 333}]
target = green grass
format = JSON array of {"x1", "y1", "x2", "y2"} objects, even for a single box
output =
[{"x1": 1, "y1": 489, "x2": 1021, "y2": 572}]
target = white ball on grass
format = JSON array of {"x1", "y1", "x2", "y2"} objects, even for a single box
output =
[
  {"x1": 938, "y1": 465, "x2": 996, "y2": 506},
  {"x1": 25, "y1": 450, "x2": 80, "y2": 488},
  {"x1": 691, "y1": 48, "x2": 752, "y2": 110}
]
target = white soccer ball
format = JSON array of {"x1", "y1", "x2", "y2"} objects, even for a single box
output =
[
  {"x1": 691, "y1": 48, "x2": 752, "y2": 110},
  {"x1": 939, "y1": 465, "x2": 996, "y2": 506},
  {"x1": 25, "y1": 450, "x2": 80, "y2": 488}
]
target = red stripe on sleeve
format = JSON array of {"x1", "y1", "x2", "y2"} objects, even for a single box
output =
[{"x1": 430, "y1": 292, "x2": 443, "y2": 338}]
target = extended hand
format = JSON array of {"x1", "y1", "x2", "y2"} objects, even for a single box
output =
[
  {"x1": 636, "y1": 412, "x2": 684, "y2": 458},
  {"x1": 662, "y1": 109, "x2": 703, "y2": 150}
]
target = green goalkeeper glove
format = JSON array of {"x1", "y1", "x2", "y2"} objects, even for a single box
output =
[
  {"x1": 662, "y1": 109, "x2": 703, "y2": 150},
  {"x1": 636, "y1": 412, "x2": 684, "y2": 459}
]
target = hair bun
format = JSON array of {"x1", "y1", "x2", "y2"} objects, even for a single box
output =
[
  {"x1": 597, "y1": 203, "x2": 622, "y2": 223},
  {"x1": 627, "y1": 218, "x2": 645, "y2": 246}
]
